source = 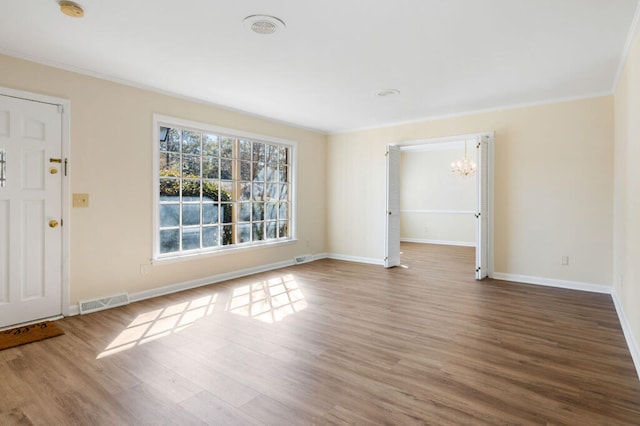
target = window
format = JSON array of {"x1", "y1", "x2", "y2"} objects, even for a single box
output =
[{"x1": 153, "y1": 116, "x2": 294, "y2": 259}]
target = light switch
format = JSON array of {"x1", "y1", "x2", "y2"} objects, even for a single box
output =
[{"x1": 73, "y1": 193, "x2": 89, "y2": 208}]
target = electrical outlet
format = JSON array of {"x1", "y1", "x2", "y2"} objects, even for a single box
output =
[
  {"x1": 140, "y1": 264, "x2": 150, "y2": 275},
  {"x1": 561, "y1": 256, "x2": 569, "y2": 266}
]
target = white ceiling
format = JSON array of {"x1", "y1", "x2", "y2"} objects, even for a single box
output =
[{"x1": 1, "y1": 1, "x2": 638, "y2": 133}]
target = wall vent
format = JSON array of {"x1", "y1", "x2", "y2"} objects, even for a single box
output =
[
  {"x1": 79, "y1": 293, "x2": 130, "y2": 315},
  {"x1": 294, "y1": 255, "x2": 313, "y2": 265}
]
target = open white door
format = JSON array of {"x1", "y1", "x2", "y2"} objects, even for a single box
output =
[
  {"x1": 385, "y1": 145, "x2": 401, "y2": 268},
  {"x1": 475, "y1": 136, "x2": 490, "y2": 280},
  {"x1": 0, "y1": 94, "x2": 63, "y2": 328}
]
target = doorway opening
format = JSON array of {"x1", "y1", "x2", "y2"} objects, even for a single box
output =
[{"x1": 385, "y1": 133, "x2": 493, "y2": 280}]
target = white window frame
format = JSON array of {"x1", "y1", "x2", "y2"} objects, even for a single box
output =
[{"x1": 152, "y1": 114, "x2": 297, "y2": 262}]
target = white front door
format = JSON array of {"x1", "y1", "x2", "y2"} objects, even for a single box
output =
[
  {"x1": 0, "y1": 94, "x2": 63, "y2": 328},
  {"x1": 385, "y1": 145, "x2": 401, "y2": 268}
]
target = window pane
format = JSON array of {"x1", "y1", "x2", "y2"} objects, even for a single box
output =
[
  {"x1": 221, "y1": 225, "x2": 233, "y2": 245},
  {"x1": 203, "y1": 203, "x2": 219, "y2": 224},
  {"x1": 160, "y1": 178, "x2": 180, "y2": 198},
  {"x1": 240, "y1": 140, "x2": 252, "y2": 160},
  {"x1": 203, "y1": 134, "x2": 219, "y2": 156},
  {"x1": 203, "y1": 226, "x2": 219, "y2": 247},
  {"x1": 183, "y1": 155, "x2": 200, "y2": 178},
  {"x1": 238, "y1": 224, "x2": 251, "y2": 243},
  {"x1": 266, "y1": 145, "x2": 278, "y2": 166},
  {"x1": 252, "y1": 162, "x2": 265, "y2": 181},
  {"x1": 278, "y1": 146, "x2": 288, "y2": 165},
  {"x1": 253, "y1": 202, "x2": 264, "y2": 221},
  {"x1": 265, "y1": 202, "x2": 277, "y2": 220},
  {"x1": 160, "y1": 229, "x2": 179, "y2": 253},
  {"x1": 159, "y1": 153, "x2": 180, "y2": 177},
  {"x1": 239, "y1": 202, "x2": 251, "y2": 222},
  {"x1": 182, "y1": 204, "x2": 201, "y2": 226},
  {"x1": 160, "y1": 204, "x2": 179, "y2": 227},
  {"x1": 252, "y1": 183, "x2": 264, "y2": 200},
  {"x1": 279, "y1": 183, "x2": 288, "y2": 201},
  {"x1": 160, "y1": 128, "x2": 181, "y2": 153},
  {"x1": 279, "y1": 202, "x2": 288, "y2": 219},
  {"x1": 253, "y1": 142, "x2": 265, "y2": 162},
  {"x1": 182, "y1": 227, "x2": 200, "y2": 250},
  {"x1": 220, "y1": 137, "x2": 234, "y2": 158},
  {"x1": 279, "y1": 165, "x2": 288, "y2": 183},
  {"x1": 253, "y1": 222, "x2": 265, "y2": 241},
  {"x1": 220, "y1": 182, "x2": 233, "y2": 200},
  {"x1": 221, "y1": 203, "x2": 233, "y2": 223},
  {"x1": 265, "y1": 165, "x2": 277, "y2": 182},
  {"x1": 221, "y1": 159, "x2": 233, "y2": 180},
  {"x1": 182, "y1": 180, "x2": 201, "y2": 200},
  {"x1": 265, "y1": 183, "x2": 278, "y2": 200},
  {"x1": 203, "y1": 180, "x2": 219, "y2": 201},
  {"x1": 240, "y1": 161, "x2": 251, "y2": 180},
  {"x1": 278, "y1": 221, "x2": 288, "y2": 238},
  {"x1": 202, "y1": 157, "x2": 219, "y2": 179},
  {"x1": 182, "y1": 130, "x2": 201, "y2": 154},
  {"x1": 266, "y1": 221, "x2": 277, "y2": 239},
  {"x1": 239, "y1": 182, "x2": 251, "y2": 201}
]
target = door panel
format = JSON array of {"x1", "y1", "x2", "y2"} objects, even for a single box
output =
[
  {"x1": 385, "y1": 145, "x2": 401, "y2": 268},
  {"x1": 476, "y1": 137, "x2": 489, "y2": 280},
  {"x1": 0, "y1": 94, "x2": 62, "y2": 328}
]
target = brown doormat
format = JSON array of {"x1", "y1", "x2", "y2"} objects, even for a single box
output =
[{"x1": 0, "y1": 321, "x2": 65, "y2": 351}]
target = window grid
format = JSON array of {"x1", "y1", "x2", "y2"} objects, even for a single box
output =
[{"x1": 158, "y1": 125, "x2": 291, "y2": 256}]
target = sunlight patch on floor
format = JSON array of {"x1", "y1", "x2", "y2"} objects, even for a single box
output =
[
  {"x1": 97, "y1": 294, "x2": 217, "y2": 358},
  {"x1": 227, "y1": 274, "x2": 307, "y2": 324}
]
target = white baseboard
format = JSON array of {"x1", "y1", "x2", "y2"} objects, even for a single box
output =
[
  {"x1": 401, "y1": 238, "x2": 476, "y2": 247},
  {"x1": 492, "y1": 272, "x2": 611, "y2": 294},
  {"x1": 66, "y1": 257, "x2": 306, "y2": 317},
  {"x1": 612, "y1": 290, "x2": 640, "y2": 380},
  {"x1": 325, "y1": 253, "x2": 384, "y2": 266}
]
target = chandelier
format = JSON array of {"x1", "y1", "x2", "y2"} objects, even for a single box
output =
[{"x1": 451, "y1": 140, "x2": 477, "y2": 177}]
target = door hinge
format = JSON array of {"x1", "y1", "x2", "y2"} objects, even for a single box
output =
[
  {"x1": 476, "y1": 267, "x2": 481, "y2": 272},
  {"x1": 476, "y1": 142, "x2": 481, "y2": 149},
  {"x1": 384, "y1": 257, "x2": 388, "y2": 261},
  {"x1": 57, "y1": 105, "x2": 64, "y2": 114},
  {"x1": 64, "y1": 158, "x2": 68, "y2": 176},
  {"x1": 475, "y1": 212, "x2": 481, "y2": 218}
]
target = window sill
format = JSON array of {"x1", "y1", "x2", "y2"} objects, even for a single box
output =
[{"x1": 152, "y1": 238, "x2": 298, "y2": 265}]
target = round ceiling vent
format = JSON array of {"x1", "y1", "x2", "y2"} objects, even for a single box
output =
[
  {"x1": 376, "y1": 89, "x2": 400, "y2": 97},
  {"x1": 243, "y1": 15, "x2": 286, "y2": 35}
]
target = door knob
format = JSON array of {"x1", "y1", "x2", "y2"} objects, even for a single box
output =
[{"x1": 49, "y1": 220, "x2": 59, "y2": 228}]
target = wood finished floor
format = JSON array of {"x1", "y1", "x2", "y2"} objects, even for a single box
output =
[{"x1": 1, "y1": 243, "x2": 639, "y2": 425}]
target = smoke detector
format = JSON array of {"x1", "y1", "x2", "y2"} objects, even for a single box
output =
[
  {"x1": 243, "y1": 15, "x2": 286, "y2": 35},
  {"x1": 59, "y1": 1, "x2": 84, "y2": 18}
]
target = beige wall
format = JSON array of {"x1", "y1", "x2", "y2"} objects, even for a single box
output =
[
  {"x1": 400, "y1": 148, "x2": 476, "y2": 244},
  {"x1": 0, "y1": 54, "x2": 326, "y2": 305},
  {"x1": 328, "y1": 96, "x2": 614, "y2": 286},
  {"x1": 614, "y1": 26, "x2": 640, "y2": 366}
]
